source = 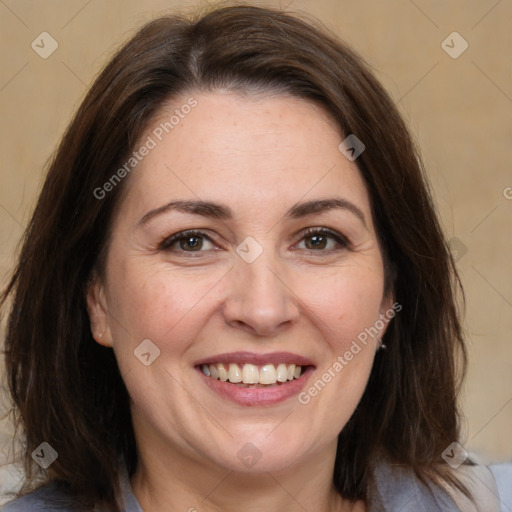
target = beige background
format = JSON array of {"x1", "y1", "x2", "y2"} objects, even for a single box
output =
[{"x1": 1, "y1": 0, "x2": 511, "y2": 498}]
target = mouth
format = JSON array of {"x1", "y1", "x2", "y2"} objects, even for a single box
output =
[
  {"x1": 194, "y1": 352, "x2": 315, "y2": 405},
  {"x1": 199, "y1": 362, "x2": 306, "y2": 387}
]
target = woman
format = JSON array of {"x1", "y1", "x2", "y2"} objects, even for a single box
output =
[{"x1": 0, "y1": 4, "x2": 502, "y2": 511}]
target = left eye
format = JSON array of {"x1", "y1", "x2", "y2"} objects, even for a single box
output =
[{"x1": 295, "y1": 229, "x2": 348, "y2": 251}]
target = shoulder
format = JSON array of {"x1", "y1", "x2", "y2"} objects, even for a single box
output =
[
  {"x1": 370, "y1": 460, "x2": 500, "y2": 512},
  {"x1": 490, "y1": 462, "x2": 512, "y2": 512},
  {"x1": 1, "y1": 469, "x2": 140, "y2": 512},
  {"x1": 440, "y1": 464, "x2": 500, "y2": 512},
  {"x1": 1, "y1": 483, "x2": 84, "y2": 512}
]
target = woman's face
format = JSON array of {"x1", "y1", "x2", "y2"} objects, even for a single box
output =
[{"x1": 88, "y1": 91, "x2": 392, "y2": 474}]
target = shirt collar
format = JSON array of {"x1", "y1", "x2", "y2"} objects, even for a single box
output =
[{"x1": 117, "y1": 459, "x2": 461, "y2": 512}]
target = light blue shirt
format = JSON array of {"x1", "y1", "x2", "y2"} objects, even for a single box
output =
[
  {"x1": 2, "y1": 461, "x2": 510, "y2": 511},
  {"x1": 491, "y1": 463, "x2": 512, "y2": 512}
]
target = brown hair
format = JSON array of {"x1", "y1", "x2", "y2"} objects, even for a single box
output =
[{"x1": 1, "y1": 3, "x2": 469, "y2": 510}]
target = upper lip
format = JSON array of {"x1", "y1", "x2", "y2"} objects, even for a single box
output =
[{"x1": 194, "y1": 351, "x2": 315, "y2": 367}]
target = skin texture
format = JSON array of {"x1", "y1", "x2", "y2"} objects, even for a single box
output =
[{"x1": 87, "y1": 91, "x2": 392, "y2": 512}]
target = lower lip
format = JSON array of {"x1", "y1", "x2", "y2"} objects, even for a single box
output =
[{"x1": 197, "y1": 366, "x2": 314, "y2": 406}]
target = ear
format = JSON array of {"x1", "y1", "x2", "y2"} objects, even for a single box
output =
[
  {"x1": 379, "y1": 291, "x2": 394, "y2": 316},
  {"x1": 86, "y1": 272, "x2": 113, "y2": 347},
  {"x1": 377, "y1": 290, "x2": 397, "y2": 339}
]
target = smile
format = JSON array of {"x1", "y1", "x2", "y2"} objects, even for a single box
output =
[
  {"x1": 201, "y1": 363, "x2": 304, "y2": 387},
  {"x1": 194, "y1": 352, "x2": 315, "y2": 405}
]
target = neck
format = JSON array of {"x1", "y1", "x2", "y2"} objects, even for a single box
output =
[{"x1": 131, "y1": 438, "x2": 364, "y2": 512}]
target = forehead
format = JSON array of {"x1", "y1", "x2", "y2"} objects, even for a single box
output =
[{"x1": 119, "y1": 91, "x2": 372, "y2": 221}]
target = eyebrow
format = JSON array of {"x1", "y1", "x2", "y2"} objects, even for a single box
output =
[{"x1": 138, "y1": 198, "x2": 366, "y2": 227}]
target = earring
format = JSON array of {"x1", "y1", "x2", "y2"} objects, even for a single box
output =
[
  {"x1": 96, "y1": 332, "x2": 103, "y2": 340},
  {"x1": 377, "y1": 337, "x2": 387, "y2": 350}
]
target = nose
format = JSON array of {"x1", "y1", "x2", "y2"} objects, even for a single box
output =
[{"x1": 222, "y1": 254, "x2": 300, "y2": 337}]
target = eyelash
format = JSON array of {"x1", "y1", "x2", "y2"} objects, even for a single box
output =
[{"x1": 158, "y1": 227, "x2": 350, "y2": 255}]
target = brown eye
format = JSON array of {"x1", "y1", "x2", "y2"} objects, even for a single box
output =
[
  {"x1": 179, "y1": 235, "x2": 203, "y2": 251},
  {"x1": 297, "y1": 228, "x2": 349, "y2": 252},
  {"x1": 160, "y1": 230, "x2": 216, "y2": 253},
  {"x1": 304, "y1": 233, "x2": 329, "y2": 250}
]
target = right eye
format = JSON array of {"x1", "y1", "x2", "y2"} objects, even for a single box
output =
[{"x1": 159, "y1": 230, "x2": 219, "y2": 253}]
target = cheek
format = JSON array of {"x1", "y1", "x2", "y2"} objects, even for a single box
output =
[
  {"x1": 301, "y1": 265, "x2": 385, "y2": 348},
  {"x1": 292, "y1": 264, "x2": 384, "y2": 419},
  {"x1": 105, "y1": 259, "x2": 226, "y2": 353}
]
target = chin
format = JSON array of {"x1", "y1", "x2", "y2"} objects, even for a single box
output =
[{"x1": 207, "y1": 430, "x2": 315, "y2": 474}]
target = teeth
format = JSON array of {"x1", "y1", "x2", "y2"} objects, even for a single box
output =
[
  {"x1": 218, "y1": 364, "x2": 228, "y2": 382},
  {"x1": 259, "y1": 364, "x2": 276, "y2": 385},
  {"x1": 228, "y1": 363, "x2": 242, "y2": 383},
  {"x1": 242, "y1": 364, "x2": 259, "y2": 384},
  {"x1": 201, "y1": 362, "x2": 304, "y2": 385},
  {"x1": 276, "y1": 363, "x2": 288, "y2": 382}
]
